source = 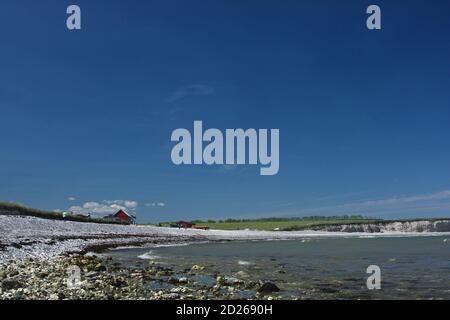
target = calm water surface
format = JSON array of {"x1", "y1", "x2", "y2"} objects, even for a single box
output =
[{"x1": 105, "y1": 236, "x2": 450, "y2": 299}]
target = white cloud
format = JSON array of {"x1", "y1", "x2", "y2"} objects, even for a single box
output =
[
  {"x1": 145, "y1": 202, "x2": 166, "y2": 207},
  {"x1": 69, "y1": 199, "x2": 139, "y2": 216},
  {"x1": 102, "y1": 200, "x2": 139, "y2": 208},
  {"x1": 68, "y1": 197, "x2": 76, "y2": 201},
  {"x1": 124, "y1": 200, "x2": 138, "y2": 208}
]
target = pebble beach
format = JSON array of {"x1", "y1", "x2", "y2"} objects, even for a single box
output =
[{"x1": 1, "y1": 215, "x2": 449, "y2": 300}]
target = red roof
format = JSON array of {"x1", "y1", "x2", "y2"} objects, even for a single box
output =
[
  {"x1": 114, "y1": 209, "x2": 133, "y2": 218},
  {"x1": 113, "y1": 209, "x2": 136, "y2": 224}
]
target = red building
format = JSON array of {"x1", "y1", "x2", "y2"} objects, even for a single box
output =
[
  {"x1": 173, "y1": 221, "x2": 209, "y2": 230},
  {"x1": 178, "y1": 221, "x2": 194, "y2": 228},
  {"x1": 110, "y1": 209, "x2": 136, "y2": 225}
]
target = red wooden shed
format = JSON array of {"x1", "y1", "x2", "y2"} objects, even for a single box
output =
[
  {"x1": 113, "y1": 209, "x2": 136, "y2": 225},
  {"x1": 178, "y1": 221, "x2": 194, "y2": 228}
]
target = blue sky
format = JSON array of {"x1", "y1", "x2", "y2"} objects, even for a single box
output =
[{"x1": 1, "y1": 0, "x2": 450, "y2": 222}]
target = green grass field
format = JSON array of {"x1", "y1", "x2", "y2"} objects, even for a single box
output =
[
  {"x1": 159, "y1": 217, "x2": 380, "y2": 231},
  {"x1": 200, "y1": 219, "x2": 380, "y2": 231}
]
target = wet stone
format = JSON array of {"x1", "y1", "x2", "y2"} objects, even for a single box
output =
[{"x1": 258, "y1": 282, "x2": 280, "y2": 294}]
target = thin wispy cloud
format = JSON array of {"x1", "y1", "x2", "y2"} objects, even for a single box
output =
[
  {"x1": 287, "y1": 190, "x2": 450, "y2": 217},
  {"x1": 103, "y1": 200, "x2": 138, "y2": 209},
  {"x1": 145, "y1": 202, "x2": 166, "y2": 207},
  {"x1": 166, "y1": 84, "x2": 215, "y2": 103}
]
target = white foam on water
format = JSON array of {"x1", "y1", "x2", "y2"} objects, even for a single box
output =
[
  {"x1": 109, "y1": 245, "x2": 144, "y2": 251},
  {"x1": 85, "y1": 251, "x2": 101, "y2": 257},
  {"x1": 238, "y1": 260, "x2": 252, "y2": 265},
  {"x1": 138, "y1": 251, "x2": 161, "y2": 260},
  {"x1": 152, "y1": 241, "x2": 209, "y2": 248}
]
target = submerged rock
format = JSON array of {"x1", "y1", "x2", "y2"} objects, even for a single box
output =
[
  {"x1": 224, "y1": 276, "x2": 243, "y2": 285},
  {"x1": 216, "y1": 275, "x2": 225, "y2": 286},
  {"x1": 0, "y1": 253, "x2": 287, "y2": 300},
  {"x1": 258, "y1": 282, "x2": 280, "y2": 294},
  {"x1": 85, "y1": 271, "x2": 99, "y2": 278},
  {"x1": 234, "y1": 271, "x2": 249, "y2": 278},
  {"x1": 168, "y1": 276, "x2": 188, "y2": 284},
  {"x1": 94, "y1": 263, "x2": 107, "y2": 272},
  {"x1": 191, "y1": 265, "x2": 205, "y2": 272},
  {"x1": 1, "y1": 279, "x2": 24, "y2": 290}
]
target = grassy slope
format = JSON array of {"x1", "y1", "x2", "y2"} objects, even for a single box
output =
[
  {"x1": 198, "y1": 218, "x2": 450, "y2": 231},
  {"x1": 0, "y1": 202, "x2": 124, "y2": 225},
  {"x1": 3, "y1": 202, "x2": 447, "y2": 230},
  {"x1": 194, "y1": 219, "x2": 381, "y2": 231},
  {"x1": 158, "y1": 218, "x2": 380, "y2": 231},
  {"x1": 158, "y1": 217, "x2": 450, "y2": 231}
]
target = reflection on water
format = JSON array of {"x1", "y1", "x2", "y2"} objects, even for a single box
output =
[{"x1": 105, "y1": 236, "x2": 450, "y2": 299}]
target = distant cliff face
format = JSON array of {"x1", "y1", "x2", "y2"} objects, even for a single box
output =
[{"x1": 308, "y1": 220, "x2": 450, "y2": 233}]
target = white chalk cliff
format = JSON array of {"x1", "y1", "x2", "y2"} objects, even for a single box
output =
[{"x1": 308, "y1": 219, "x2": 450, "y2": 233}]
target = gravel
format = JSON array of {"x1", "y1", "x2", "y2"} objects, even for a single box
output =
[{"x1": 1, "y1": 215, "x2": 449, "y2": 265}]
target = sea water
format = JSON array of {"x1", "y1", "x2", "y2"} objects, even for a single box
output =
[{"x1": 105, "y1": 236, "x2": 450, "y2": 299}]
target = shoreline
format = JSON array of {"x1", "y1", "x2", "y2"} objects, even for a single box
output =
[
  {"x1": 1, "y1": 215, "x2": 450, "y2": 300},
  {"x1": 1, "y1": 215, "x2": 450, "y2": 266},
  {"x1": 0, "y1": 253, "x2": 289, "y2": 300},
  {"x1": 2, "y1": 235, "x2": 449, "y2": 300}
]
